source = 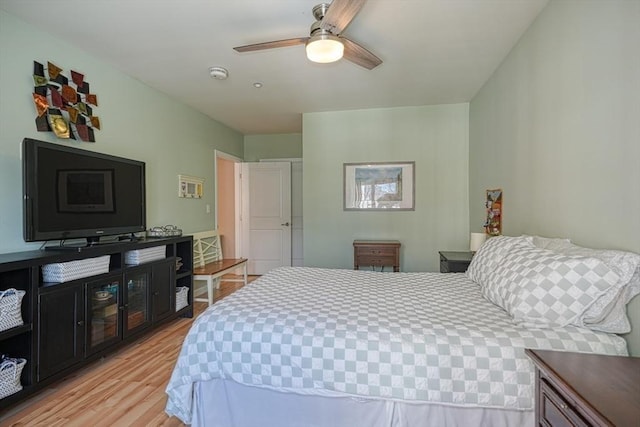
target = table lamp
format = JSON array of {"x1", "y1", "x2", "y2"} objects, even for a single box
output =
[{"x1": 470, "y1": 232, "x2": 487, "y2": 254}]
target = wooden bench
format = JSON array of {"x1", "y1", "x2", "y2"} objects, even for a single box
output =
[{"x1": 192, "y1": 230, "x2": 247, "y2": 306}]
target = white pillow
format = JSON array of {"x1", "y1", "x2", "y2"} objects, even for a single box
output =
[{"x1": 526, "y1": 235, "x2": 571, "y2": 250}]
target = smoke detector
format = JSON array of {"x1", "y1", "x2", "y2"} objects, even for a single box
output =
[{"x1": 209, "y1": 67, "x2": 228, "y2": 80}]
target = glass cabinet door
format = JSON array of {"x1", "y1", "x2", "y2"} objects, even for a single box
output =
[
  {"x1": 125, "y1": 269, "x2": 150, "y2": 336},
  {"x1": 86, "y1": 277, "x2": 121, "y2": 355}
]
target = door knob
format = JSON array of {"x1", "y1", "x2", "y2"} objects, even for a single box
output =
[{"x1": 281, "y1": 222, "x2": 290, "y2": 226}]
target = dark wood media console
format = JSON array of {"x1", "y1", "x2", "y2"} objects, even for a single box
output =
[{"x1": 0, "y1": 236, "x2": 193, "y2": 410}]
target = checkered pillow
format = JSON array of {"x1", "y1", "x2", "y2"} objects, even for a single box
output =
[
  {"x1": 481, "y1": 243, "x2": 540, "y2": 311},
  {"x1": 466, "y1": 235, "x2": 529, "y2": 290},
  {"x1": 523, "y1": 237, "x2": 640, "y2": 333},
  {"x1": 542, "y1": 241, "x2": 640, "y2": 333},
  {"x1": 503, "y1": 248, "x2": 620, "y2": 328}
]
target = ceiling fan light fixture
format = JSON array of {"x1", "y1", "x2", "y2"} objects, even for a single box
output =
[{"x1": 306, "y1": 34, "x2": 344, "y2": 64}]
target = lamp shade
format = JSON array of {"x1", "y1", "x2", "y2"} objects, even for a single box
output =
[
  {"x1": 470, "y1": 232, "x2": 487, "y2": 253},
  {"x1": 306, "y1": 34, "x2": 344, "y2": 63}
]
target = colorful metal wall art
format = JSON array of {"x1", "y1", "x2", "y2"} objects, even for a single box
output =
[{"x1": 32, "y1": 61, "x2": 101, "y2": 142}]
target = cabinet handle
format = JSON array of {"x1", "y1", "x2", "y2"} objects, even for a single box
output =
[{"x1": 77, "y1": 320, "x2": 85, "y2": 326}]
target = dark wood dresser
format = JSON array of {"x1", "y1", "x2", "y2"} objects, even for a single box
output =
[
  {"x1": 526, "y1": 348, "x2": 640, "y2": 427},
  {"x1": 353, "y1": 240, "x2": 401, "y2": 272}
]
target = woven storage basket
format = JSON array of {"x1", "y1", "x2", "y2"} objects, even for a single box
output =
[
  {"x1": 0, "y1": 357, "x2": 26, "y2": 400},
  {"x1": 0, "y1": 289, "x2": 25, "y2": 333},
  {"x1": 176, "y1": 286, "x2": 189, "y2": 311},
  {"x1": 125, "y1": 246, "x2": 166, "y2": 265},
  {"x1": 42, "y1": 255, "x2": 110, "y2": 283}
]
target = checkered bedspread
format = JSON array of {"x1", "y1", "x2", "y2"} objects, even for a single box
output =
[{"x1": 165, "y1": 267, "x2": 627, "y2": 424}]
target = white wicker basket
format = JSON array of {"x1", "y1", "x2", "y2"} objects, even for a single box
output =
[
  {"x1": 0, "y1": 289, "x2": 25, "y2": 333},
  {"x1": 176, "y1": 286, "x2": 189, "y2": 311},
  {"x1": 42, "y1": 255, "x2": 110, "y2": 283},
  {"x1": 0, "y1": 357, "x2": 26, "y2": 400},
  {"x1": 125, "y1": 246, "x2": 166, "y2": 265}
]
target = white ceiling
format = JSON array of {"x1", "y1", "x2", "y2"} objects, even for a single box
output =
[{"x1": 0, "y1": 0, "x2": 549, "y2": 135}]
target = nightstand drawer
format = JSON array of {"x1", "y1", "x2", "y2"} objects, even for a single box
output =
[
  {"x1": 526, "y1": 349, "x2": 640, "y2": 427},
  {"x1": 540, "y1": 378, "x2": 589, "y2": 427},
  {"x1": 356, "y1": 256, "x2": 396, "y2": 267},
  {"x1": 356, "y1": 247, "x2": 397, "y2": 257}
]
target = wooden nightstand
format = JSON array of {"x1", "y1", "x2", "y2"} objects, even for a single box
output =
[
  {"x1": 526, "y1": 348, "x2": 640, "y2": 427},
  {"x1": 438, "y1": 251, "x2": 473, "y2": 273},
  {"x1": 353, "y1": 240, "x2": 401, "y2": 272}
]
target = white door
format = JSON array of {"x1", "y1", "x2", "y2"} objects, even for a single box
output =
[{"x1": 241, "y1": 162, "x2": 292, "y2": 274}]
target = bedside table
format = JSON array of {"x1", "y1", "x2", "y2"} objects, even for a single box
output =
[
  {"x1": 353, "y1": 240, "x2": 401, "y2": 272},
  {"x1": 438, "y1": 251, "x2": 473, "y2": 273},
  {"x1": 526, "y1": 348, "x2": 640, "y2": 427}
]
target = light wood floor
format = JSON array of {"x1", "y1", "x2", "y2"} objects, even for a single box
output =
[{"x1": 0, "y1": 276, "x2": 255, "y2": 427}]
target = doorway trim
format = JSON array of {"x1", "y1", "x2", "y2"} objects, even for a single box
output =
[{"x1": 214, "y1": 150, "x2": 243, "y2": 258}]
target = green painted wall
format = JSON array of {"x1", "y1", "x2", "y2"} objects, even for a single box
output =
[
  {"x1": 244, "y1": 133, "x2": 302, "y2": 161},
  {"x1": 303, "y1": 104, "x2": 469, "y2": 273},
  {"x1": 0, "y1": 10, "x2": 244, "y2": 253},
  {"x1": 469, "y1": 0, "x2": 640, "y2": 355}
]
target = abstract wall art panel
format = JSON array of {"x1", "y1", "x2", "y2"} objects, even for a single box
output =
[{"x1": 31, "y1": 61, "x2": 101, "y2": 142}]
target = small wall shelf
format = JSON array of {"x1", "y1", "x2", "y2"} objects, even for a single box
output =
[{"x1": 178, "y1": 174, "x2": 204, "y2": 198}]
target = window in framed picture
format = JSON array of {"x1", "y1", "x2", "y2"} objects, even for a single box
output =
[{"x1": 343, "y1": 162, "x2": 415, "y2": 210}]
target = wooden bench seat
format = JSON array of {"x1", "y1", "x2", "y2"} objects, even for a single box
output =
[
  {"x1": 192, "y1": 230, "x2": 247, "y2": 306},
  {"x1": 193, "y1": 258, "x2": 247, "y2": 278}
]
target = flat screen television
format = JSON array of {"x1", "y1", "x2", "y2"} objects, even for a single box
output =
[{"x1": 22, "y1": 138, "x2": 146, "y2": 246}]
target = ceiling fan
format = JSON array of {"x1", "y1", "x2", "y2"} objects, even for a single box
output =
[{"x1": 233, "y1": 0, "x2": 382, "y2": 70}]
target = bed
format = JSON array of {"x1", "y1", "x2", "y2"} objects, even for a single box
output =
[{"x1": 165, "y1": 236, "x2": 640, "y2": 426}]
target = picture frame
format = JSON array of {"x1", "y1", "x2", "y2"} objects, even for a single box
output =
[
  {"x1": 343, "y1": 161, "x2": 415, "y2": 211},
  {"x1": 178, "y1": 174, "x2": 204, "y2": 199}
]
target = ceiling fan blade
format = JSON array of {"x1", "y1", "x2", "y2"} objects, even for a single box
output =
[
  {"x1": 234, "y1": 37, "x2": 308, "y2": 53},
  {"x1": 341, "y1": 37, "x2": 382, "y2": 70},
  {"x1": 320, "y1": 0, "x2": 366, "y2": 35}
]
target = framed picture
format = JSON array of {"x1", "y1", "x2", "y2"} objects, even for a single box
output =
[{"x1": 343, "y1": 161, "x2": 415, "y2": 211}]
